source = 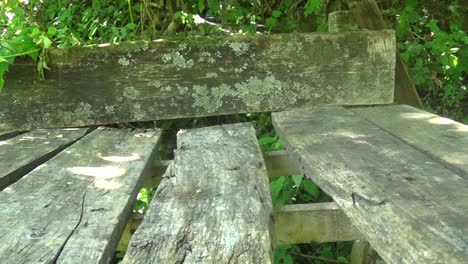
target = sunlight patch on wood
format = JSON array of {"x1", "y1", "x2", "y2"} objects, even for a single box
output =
[{"x1": 68, "y1": 166, "x2": 126, "y2": 178}]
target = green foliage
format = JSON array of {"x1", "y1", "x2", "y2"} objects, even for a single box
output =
[
  {"x1": 133, "y1": 187, "x2": 155, "y2": 213},
  {"x1": 383, "y1": 0, "x2": 467, "y2": 121}
]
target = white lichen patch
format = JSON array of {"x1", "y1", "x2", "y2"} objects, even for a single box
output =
[
  {"x1": 123, "y1": 86, "x2": 140, "y2": 100},
  {"x1": 227, "y1": 42, "x2": 250, "y2": 56},
  {"x1": 60, "y1": 102, "x2": 94, "y2": 126},
  {"x1": 191, "y1": 74, "x2": 315, "y2": 113},
  {"x1": 149, "y1": 80, "x2": 163, "y2": 88},
  {"x1": 105, "y1": 106, "x2": 115, "y2": 114},
  {"x1": 234, "y1": 63, "x2": 248, "y2": 73},
  {"x1": 178, "y1": 43, "x2": 188, "y2": 51},
  {"x1": 118, "y1": 57, "x2": 130, "y2": 67},
  {"x1": 205, "y1": 72, "x2": 218, "y2": 78},
  {"x1": 132, "y1": 103, "x2": 146, "y2": 119},
  {"x1": 177, "y1": 85, "x2": 189, "y2": 95},
  {"x1": 198, "y1": 52, "x2": 216, "y2": 64},
  {"x1": 162, "y1": 51, "x2": 194, "y2": 70}
]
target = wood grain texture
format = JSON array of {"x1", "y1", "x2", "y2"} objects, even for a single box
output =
[
  {"x1": 351, "y1": 104, "x2": 468, "y2": 179},
  {"x1": 124, "y1": 123, "x2": 273, "y2": 263},
  {"x1": 328, "y1": 11, "x2": 360, "y2": 32},
  {"x1": 142, "y1": 151, "x2": 302, "y2": 188},
  {"x1": 0, "y1": 127, "x2": 161, "y2": 264},
  {"x1": 0, "y1": 128, "x2": 88, "y2": 190},
  {"x1": 2, "y1": 31, "x2": 395, "y2": 130},
  {"x1": 345, "y1": 0, "x2": 423, "y2": 109},
  {"x1": 273, "y1": 107, "x2": 468, "y2": 264},
  {"x1": 275, "y1": 203, "x2": 363, "y2": 244}
]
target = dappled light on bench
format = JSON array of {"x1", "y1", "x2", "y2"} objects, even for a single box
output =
[
  {"x1": 68, "y1": 166, "x2": 126, "y2": 179},
  {"x1": 97, "y1": 153, "x2": 142, "y2": 162}
]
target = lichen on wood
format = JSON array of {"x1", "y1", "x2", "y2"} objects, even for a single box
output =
[{"x1": 1, "y1": 31, "x2": 395, "y2": 130}]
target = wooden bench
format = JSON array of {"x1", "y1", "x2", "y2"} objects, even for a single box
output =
[{"x1": 0, "y1": 16, "x2": 467, "y2": 264}]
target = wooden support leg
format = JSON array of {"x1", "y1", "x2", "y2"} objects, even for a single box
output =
[{"x1": 351, "y1": 240, "x2": 385, "y2": 264}]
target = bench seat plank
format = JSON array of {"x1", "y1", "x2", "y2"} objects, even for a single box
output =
[
  {"x1": 351, "y1": 104, "x2": 468, "y2": 179},
  {"x1": 0, "y1": 127, "x2": 161, "y2": 263},
  {"x1": 0, "y1": 128, "x2": 89, "y2": 190},
  {"x1": 273, "y1": 107, "x2": 468, "y2": 264},
  {"x1": 124, "y1": 123, "x2": 273, "y2": 263}
]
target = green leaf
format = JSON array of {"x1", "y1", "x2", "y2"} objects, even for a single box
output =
[
  {"x1": 258, "y1": 136, "x2": 276, "y2": 145},
  {"x1": 265, "y1": 17, "x2": 277, "y2": 28},
  {"x1": 304, "y1": 0, "x2": 322, "y2": 17},
  {"x1": 302, "y1": 180, "x2": 320, "y2": 199},
  {"x1": 207, "y1": 0, "x2": 220, "y2": 13},
  {"x1": 272, "y1": 10, "x2": 281, "y2": 18},
  {"x1": 291, "y1": 175, "x2": 303, "y2": 187},
  {"x1": 47, "y1": 26, "x2": 57, "y2": 36},
  {"x1": 270, "y1": 176, "x2": 285, "y2": 201},
  {"x1": 41, "y1": 36, "x2": 53, "y2": 49},
  {"x1": 30, "y1": 27, "x2": 41, "y2": 37},
  {"x1": 198, "y1": 0, "x2": 205, "y2": 12}
]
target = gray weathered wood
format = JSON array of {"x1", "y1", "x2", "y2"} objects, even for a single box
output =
[
  {"x1": 2, "y1": 31, "x2": 395, "y2": 130},
  {"x1": 0, "y1": 128, "x2": 89, "y2": 190},
  {"x1": 142, "y1": 150, "x2": 301, "y2": 188},
  {"x1": 328, "y1": 11, "x2": 360, "y2": 32},
  {"x1": 273, "y1": 107, "x2": 468, "y2": 264},
  {"x1": 124, "y1": 123, "x2": 273, "y2": 263},
  {"x1": 345, "y1": 0, "x2": 423, "y2": 109},
  {"x1": 118, "y1": 202, "x2": 362, "y2": 251},
  {"x1": 0, "y1": 127, "x2": 161, "y2": 264},
  {"x1": 351, "y1": 104, "x2": 468, "y2": 179},
  {"x1": 351, "y1": 240, "x2": 385, "y2": 264},
  {"x1": 275, "y1": 203, "x2": 363, "y2": 244}
]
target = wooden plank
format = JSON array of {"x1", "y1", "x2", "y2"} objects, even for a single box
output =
[
  {"x1": 142, "y1": 151, "x2": 301, "y2": 187},
  {"x1": 351, "y1": 105, "x2": 468, "y2": 179},
  {"x1": 118, "y1": 202, "x2": 362, "y2": 250},
  {"x1": 0, "y1": 128, "x2": 89, "y2": 190},
  {"x1": 117, "y1": 213, "x2": 144, "y2": 252},
  {"x1": 351, "y1": 240, "x2": 385, "y2": 264},
  {"x1": 345, "y1": 0, "x2": 423, "y2": 109},
  {"x1": 264, "y1": 150, "x2": 302, "y2": 178},
  {"x1": 0, "y1": 127, "x2": 161, "y2": 263},
  {"x1": 124, "y1": 123, "x2": 273, "y2": 263},
  {"x1": 2, "y1": 31, "x2": 395, "y2": 130},
  {"x1": 275, "y1": 203, "x2": 363, "y2": 245},
  {"x1": 273, "y1": 107, "x2": 468, "y2": 264}
]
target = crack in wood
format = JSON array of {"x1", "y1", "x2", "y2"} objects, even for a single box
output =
[{"x1": 51, "y1": 188, "x2": 89, "y2": 263}]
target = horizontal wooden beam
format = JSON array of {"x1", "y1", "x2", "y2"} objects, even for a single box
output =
[
  {"x1": 117, "y1": 202, "x2": 361, "y2": 251},
  {"x1": 142, "y1": 150, "x2": 302, "y2": 188},
  {"x1": 275, "y1": 203, "x2": 363, "y2": 244},
  {"x1": 1, "y1": 31, "x2": 395, "y2": 130}
]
